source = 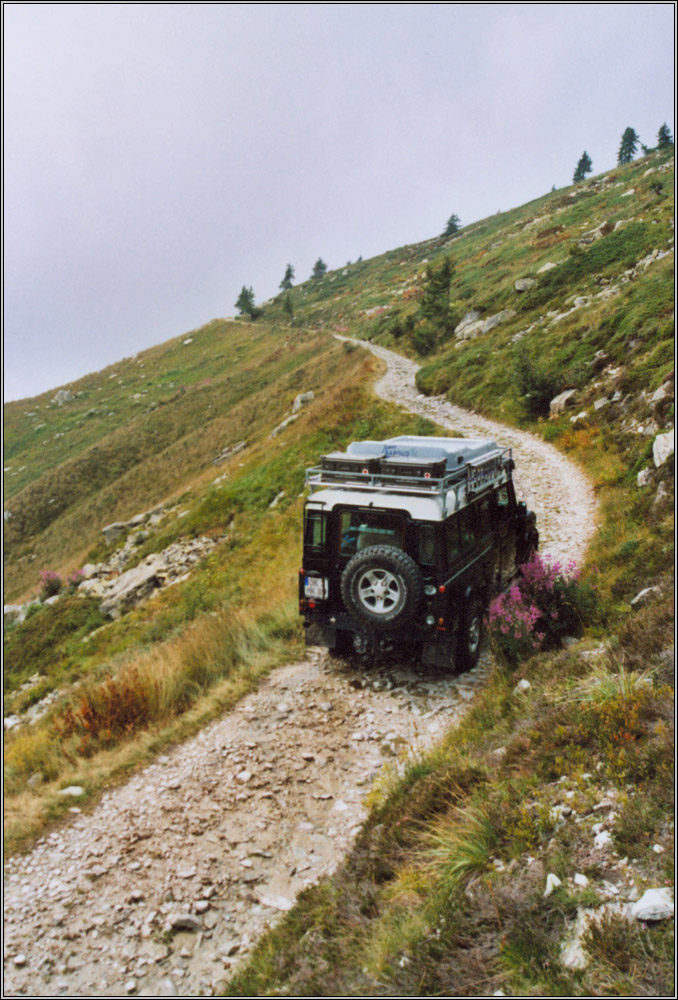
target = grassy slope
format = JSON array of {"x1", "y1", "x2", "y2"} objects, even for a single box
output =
[
  {"x1": 222, "y1": 151, "x2": 674, "y2": 996},
  {"x1": 3, "y1": 333, "x2": 439, "y2": 851},
  {"x1": 3, "y1": 150, "x2": 674, "y2": 993}
]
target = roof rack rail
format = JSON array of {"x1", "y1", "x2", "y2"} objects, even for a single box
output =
[{"x1": 306, "y1": 446, "x2": 513, "y2": 515}]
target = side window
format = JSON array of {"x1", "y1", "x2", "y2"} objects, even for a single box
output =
[
  {"x1": 446, "y1": 518, "x2": 462, "y2": 563},
  {"x1": 304, "y1": 511, "x2": 326, "y2": 552},
  {"x1": 418, "y1": 524, "x2": 436, "y2": 565},
  {"x1": 476, "y1": 496, "x2": 493, "y2": 536},
  {"x1": 458, "y1": 507, "x2": 476, "y2": 551},
  {"x1": 496, "y1": 485, "x2": 510, "y2": 515}
]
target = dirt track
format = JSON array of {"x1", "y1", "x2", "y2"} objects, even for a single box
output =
[
  {"x1": 3, "y1": 344, "x2": 597, "y2": 998},
  {"x1": 356, "y1": 338, "x2": 597, "y2": 567}
]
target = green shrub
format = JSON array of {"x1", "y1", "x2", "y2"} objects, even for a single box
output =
[
  {"x1": 410, "y1": 324, "x2": 437, "y2": 356},
  {"x1": 512, "y1": 342, "x2": 563, "y2": 416},
  {"x1": 3, "y1": 596, "x2": 107, "y2": 690}
]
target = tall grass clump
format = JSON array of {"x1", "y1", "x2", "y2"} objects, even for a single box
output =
[
  {"x1": 423, "y1": 805, "x2": 499, "y2": 896},
  {"x1": 4, "y1": 602, "x2": 300, "y2": 792},
  {"x1": 51, "y1": 609, "x2": 282, "y2": 755}
]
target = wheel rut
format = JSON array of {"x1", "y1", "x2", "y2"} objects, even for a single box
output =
[{"x1": 3, "y1": 343, "x2": 598, "y2": 998}]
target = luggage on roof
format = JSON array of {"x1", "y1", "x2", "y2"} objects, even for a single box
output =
[{"x1": 307, "y1": 435, "x2": 514, "y2": 513}]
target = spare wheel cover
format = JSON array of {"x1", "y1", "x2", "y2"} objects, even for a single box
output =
[{"x1": 340, "y1": 545, "x2": 423, "y2": 630}]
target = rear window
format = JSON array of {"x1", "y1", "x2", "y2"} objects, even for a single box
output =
[{"x1": 338, "y1": 510, "x2": 404, "y2": 557}]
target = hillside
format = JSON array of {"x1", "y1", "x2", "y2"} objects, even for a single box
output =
[{"x1": 3, "y1": 147, "x2": 674, "y2": 996}]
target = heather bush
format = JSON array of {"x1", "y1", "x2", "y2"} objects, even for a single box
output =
[
  {"x1": 488, "y1": 553, "x2": 597, "y2": 667},
  {"x1": 67, "y1": 570, "x2": 85, "y2": 593},
  {"x1": 38, "y1": 569, "x2": 63, "y2": 599},
  {"x1": 487, "y1": 585, "x2": 544, "y2": 666}
]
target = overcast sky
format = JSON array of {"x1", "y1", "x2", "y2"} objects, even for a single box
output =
[{"x1": 4, "y1": 2, "x2": 674, "y2": 401}]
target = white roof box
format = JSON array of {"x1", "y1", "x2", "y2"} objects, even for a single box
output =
[{"x1": 346, "y1": 435, "x2": 499, "y2": 472}]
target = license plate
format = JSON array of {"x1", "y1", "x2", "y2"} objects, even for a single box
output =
[{"x1": 304, "y1": 576, "x2": 327, "y2": 599}]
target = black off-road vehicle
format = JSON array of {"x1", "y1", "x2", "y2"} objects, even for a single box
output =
[{"x1": 299, "y1": 436, "x2": 538, "y2": 669}]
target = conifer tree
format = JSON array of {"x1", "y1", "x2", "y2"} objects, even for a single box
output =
[
  {"x1": 283, "y1": 292, "x2": 294, "y2": 323},
  {"x1": 419, "y1": 257, "x2": 456, "y2": 339},
  {"x1": 657, "y1": 123, "x2": 673, "y2": 149},
  {"x1": 617, "y1": 127, "x2": 639, "y2": 165},
  {"x1": 280, "y1": 264, "x2": 295, "y2": 290},
  {"x1": 235, "y1": 286, "x2": 256, "y2": 317},
  {"x1": 443, "y1": 213, "x2": 461, "y2": 236},
  {"x1": 311, "y1": 258, "x2": 327, "y2": 279},
  {"x1": 572, "y1": 151, "x2": 593, "y2": 183}
]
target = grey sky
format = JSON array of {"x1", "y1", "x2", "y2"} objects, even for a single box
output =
[{"x1": 4, "y1": 2, "x2": 674, "y2": 401}]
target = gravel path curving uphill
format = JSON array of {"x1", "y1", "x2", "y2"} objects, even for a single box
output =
[
  {"x1": 351, "y1": 338, "x2": 597, "y2": 567},
  {"x1": 3, "y1": 342, "x2": 598, "y2": 998}
]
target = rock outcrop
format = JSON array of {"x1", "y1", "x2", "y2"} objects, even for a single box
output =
[
  {"x1": 81, "y1": 535, "x2": 222, "y2": 618},
  {"x1": 101, "y1": 505, "x2": 167, "y2": 547},
  {"x1": 549, "y1": 389, "x2": 577, "y2": 417},
  {"x1": 455, "y1": 309, "x2": 516, "y2": 342},
  {"x1": 653, "y1": 429, "x2": 674, "y2": 468},
  {"x1": 213, "y1": 441, "x2": 247, "y2": 466}
]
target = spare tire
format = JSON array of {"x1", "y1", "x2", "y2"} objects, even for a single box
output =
[{"x1": 341, "y1": 545, "x2": 424, "y2": 631}]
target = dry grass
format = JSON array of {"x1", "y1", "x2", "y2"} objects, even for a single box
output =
[{"x1": 4, "y1": 604, "x2": 300, "y2": 855}]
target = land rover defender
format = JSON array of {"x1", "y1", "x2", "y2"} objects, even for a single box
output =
[{"x1": 299, "y1": 435, "x2": 538, "y2": 669}]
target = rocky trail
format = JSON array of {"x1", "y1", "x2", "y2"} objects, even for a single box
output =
[
  {"x1": 353, "y1": 337, "x2": 597, "y2": 568},
  {"x1": 3, "y1": 344, "x2": 598, "y2": 998}
]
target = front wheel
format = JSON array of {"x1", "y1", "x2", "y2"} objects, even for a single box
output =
[{"x1": 456, "y1": 596, "x2": 485, "y2": 671}]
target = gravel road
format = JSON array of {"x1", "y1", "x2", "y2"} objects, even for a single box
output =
[
  {"x1": 353, "y1": 338, "x2": 597, "y2": 567},
  {"x1": 3, "y1": 343, "x2": 597, "y2": 998}
]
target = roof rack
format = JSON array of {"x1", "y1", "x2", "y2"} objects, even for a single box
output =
[{"x1": 305, "y1": 445, "x2": 513, "y2": 515}]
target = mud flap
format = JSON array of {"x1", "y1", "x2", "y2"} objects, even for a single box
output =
[
  {"x1": 304, "y1": 623, "x2": 336, "y2": 648},
  {"x1": 421, "y1": 639, "x2": 455, "y2": 668}
]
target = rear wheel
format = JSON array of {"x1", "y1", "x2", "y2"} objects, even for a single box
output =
[{"x1": 456, "y1": 596, "x2": 485, "y2": 671}]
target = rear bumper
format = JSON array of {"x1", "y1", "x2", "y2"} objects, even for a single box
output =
[{"x1": 303, "y1": 612, "x2": 453, "y2": 661}]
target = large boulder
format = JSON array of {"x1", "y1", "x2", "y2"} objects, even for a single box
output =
[
  {"x1": 454, "y1": 310, "x2": 481, "y2": 336},
  {"x1": 213, "y1": 440, "x2": 247, "y2": 466},
  {"x1": 550, "y1": 389, "x2": 577, "y2": 416},
  {"x1": 100, "y1": 559, "x2": 166, "y2": 617},
  {"x1": 3, "y1": 601, "x2": 40, "y2": 627},
  {"x1": 292, "y1": 391, "x2": 315, "y2": 412},
  {"x1": 52, "y1": 389, "x2": 73, "y2": 405},
  {"x1": 515, "y1": 278, "x2": 536, "y2": 293},
  {"x1": 653, "y1": 429, "x2": 674, "y2": 468},
  {"x1": 630, "y1": 586, "x2": 661, "y2": 609},
  {"x1": 578, "y1": 220, "x2": 614, "y2": 245},
  {"x1": 102, "y1": 522, "x2": 128, "y2": 547},
  {"x1": 481, "y1": 309, "x2": 516, "y2": 334},
  {"x1": 630, "y1": 888, "x2": 673, "y2": 921},
  {"x1": 269, "y1": 414, "x2": 298, "y2": 438},
  {"x1": 98, "y1": 536, "x2": 219, "y2": 617},
  {"x1": 456, "y1": 309, "x2": 516, "y2": 342}
]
